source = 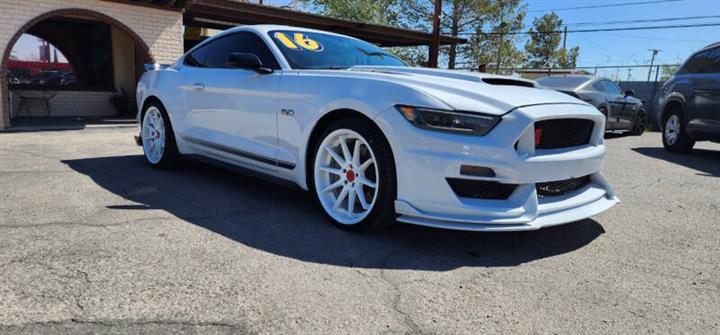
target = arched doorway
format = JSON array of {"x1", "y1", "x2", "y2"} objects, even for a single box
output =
[{"x1": 1, "y1": 9, "x2": 156, "y2": 127}]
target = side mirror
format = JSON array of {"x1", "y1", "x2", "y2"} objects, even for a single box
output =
[
  {"x1": 624, "y1": 89, "x2": 635, "y2": 97},
  {"x1": 226, "y1": 53, "x2": 273, "y2": 74}
]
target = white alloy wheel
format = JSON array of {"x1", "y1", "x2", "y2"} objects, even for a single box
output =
[
  {"x1": 142, "y1": 106, "x2": 166, "y2": 164},
  {"x1": 664, "y1": 114, "x2": 680, "y2": 146},
  {"x1": 313, "y1": 129, "x2": 380, "y2": 225}
]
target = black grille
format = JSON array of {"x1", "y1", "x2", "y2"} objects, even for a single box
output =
[
  {"x1": 535, "y1": 118, "x2": 594, "y2": 149},
  {"x1": 536, "y1": 175, "x2": 591, "y2": 198},
  {"x1": 447, "y1": 178, "x2": 517, "y2": 200}
]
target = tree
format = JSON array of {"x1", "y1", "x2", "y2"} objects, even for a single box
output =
[
  {"x1": 297, "y1": 0, "x2": 527, "y2": 69},
  {"x1": 466, "y1": 0, "x2": 526, "y2": 72},
  {"x1": 557, "y1": 46, "x2": 579, "y2": 68},
  {"x1": 524, "y1": 12, "x2": 579, "y2": 69},
  {"x1": 400, "y1": 0, "x2": 526, "y2": 69},
  {"x1": 297, "y1": 0, "x2": 426, "y2": 64},
  {"x1": 298, "y1": 0, "x2": 401, "y2": 25},
  {"x1": 660, "y1": 64, "x2": 679, "y2": 80}
]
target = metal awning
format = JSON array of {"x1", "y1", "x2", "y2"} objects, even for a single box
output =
[{"x1": 184, "y1": 0, "x2": 466, "y2": 47}]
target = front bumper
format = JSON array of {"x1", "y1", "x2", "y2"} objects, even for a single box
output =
[{"x1": 375, "y1": 103, "x2": 619, "y2": 232}]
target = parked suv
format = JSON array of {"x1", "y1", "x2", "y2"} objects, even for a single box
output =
[
  {"x1": 657, "y1": 43, "x2": 720, "y2": 152},
  {"x1": 537, "y1": 75, "x2": 646, "y2": 135}
]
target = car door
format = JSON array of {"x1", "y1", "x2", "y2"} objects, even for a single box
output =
[
  {"x1": 183, "y1": 32, "x2": 283, "y2": 170},
  {"x1": 593, "y1": 80, "x2": 619, "y2": 129},
  {"x1": 688, "y1": 47, "x2": 720, "y2": 134},
  {"x1": 602, "y1": 80, "x2": 631, "y2": 129}
]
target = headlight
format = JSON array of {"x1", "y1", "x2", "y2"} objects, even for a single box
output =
[{"x1": 395, "y1": 105, "x2": 500, "y2": 136}]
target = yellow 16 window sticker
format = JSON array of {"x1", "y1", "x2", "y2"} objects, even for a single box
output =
[{"x1": 274, "y1": 32, "x2": 324, "y2": 52}]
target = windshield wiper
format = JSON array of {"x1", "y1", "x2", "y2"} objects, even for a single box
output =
[
  {"x1": 312, "y1": 66, "x2": 350, "y2": 70},
  {"x1": 355, "y1": 47, "x2": 392, "y2": 58}
]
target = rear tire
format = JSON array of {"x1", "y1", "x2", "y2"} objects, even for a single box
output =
[
  {"x1": 141, "y1": 101, "x2": 180, "y2": 168},
  {"x1": 662, "y1": 105, "x2": 695, "y2": 153},
  {"x1": 629, "y1": 108, "x2": 646, "y2": 136},
  {"x1": 308, "y1": 118, "x2": 396, "y2": 232}
]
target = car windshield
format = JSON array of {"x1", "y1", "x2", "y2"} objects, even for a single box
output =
[
  {"x1": 268, "y1": 30, "x2": 406, "y2": 69},
  {"x1": 536, "y1": 76, "x2": 591, "y2": 89}
]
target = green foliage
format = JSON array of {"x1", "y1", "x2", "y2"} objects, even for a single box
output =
[
  {"x1": 524, "y1": 12, "x2": 580, "y2": 69},
  {"x1": 298, "y1": 0, "x2": 401, "y2": 25},
  {"x1": 466, "y1": 0, "x2": 526, "y2": 71},
  {"x1": 660, "y1": 64, "x2": 679, "y2": 80},
  {"x1": 388, "y1": 46, "x2": 428, "y2": 66},
  {"x1": 557, "y1": 46, "x2": 579, "y2": 68}
]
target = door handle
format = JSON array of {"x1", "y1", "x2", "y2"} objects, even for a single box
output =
[{"x1": 191, "y1": 83, "x2": 205, "y2": 91}]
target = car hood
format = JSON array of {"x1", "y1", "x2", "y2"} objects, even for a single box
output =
[{"x1": 340, "y1": 66, "x2": 591, "y2": 115}]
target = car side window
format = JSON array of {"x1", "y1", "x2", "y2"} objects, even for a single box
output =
[
  {"x1": 705, "y1": 47, "x2": 720, "y2": 73},
  {"x1": 602, "y1": 81, "x2": 622, "y2": 96},
  {"x1": 592, "y1": 81, "x2": 606, "y2": 92},
  {"x1": 184, "y1": 44, "x2": 210, "y2": 67},
  {"x1": 683, "y1": 50, "x2": 711, "y2": 74},
  {"x1": 204, "y1": 32, "x2": 280, "y2": 69}
]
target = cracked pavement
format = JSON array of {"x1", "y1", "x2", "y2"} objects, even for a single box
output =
[{"x1": 0, "y1": 128, "x2": 719, "y2": 334}]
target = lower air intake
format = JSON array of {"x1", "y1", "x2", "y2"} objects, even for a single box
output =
[{"x1": 536, "y1": 175, "x2": 591, "y2": 198}]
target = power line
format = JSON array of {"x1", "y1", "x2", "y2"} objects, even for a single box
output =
[
  {"x1": 565, "y1": 14, "x2": 720, "y2": 27},
  {"x1": 598, "y1": 32, "x2": 713, "y2": 43},
  {"x1": 529, "y1": 0, "x2": 683, "y2": 13},
  {"x1": 457, "y1": 22, "x2": 720, "y2": 35}
]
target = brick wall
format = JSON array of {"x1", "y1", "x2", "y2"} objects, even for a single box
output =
[{"x1": 0, "y1": 0, "x2": 184, "y2": 129}]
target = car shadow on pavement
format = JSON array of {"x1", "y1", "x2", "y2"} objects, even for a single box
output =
[
  {"x1": 632, "y1": 147, "x2": 720, "y2": 177},
  {"x1": 62, "y1": 155, "x2": 605, "y2": 271}
]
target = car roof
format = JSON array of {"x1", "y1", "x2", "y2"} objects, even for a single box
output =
[{"x1": 700, "y1": 41, "x2": 720, "y2": 51}]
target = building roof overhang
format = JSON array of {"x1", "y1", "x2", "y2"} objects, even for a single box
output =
[{"x1": 184, "y1": 0, "x2": 466, "y2": 47}]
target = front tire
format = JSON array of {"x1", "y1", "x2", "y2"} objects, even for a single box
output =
[
  {"x1": 662, "y1": 105, "x2": 695, "y2": 153},
  {"x1": 309, "y1": 119, "x2": 396, "y2": 232},
  {"x1": 141, "y1": 102, "x2": 180, "y2": 168}
]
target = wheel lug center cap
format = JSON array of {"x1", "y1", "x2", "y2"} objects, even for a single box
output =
[{"x1": 346, "y1": 170, "x2": 356, "y2": 182}]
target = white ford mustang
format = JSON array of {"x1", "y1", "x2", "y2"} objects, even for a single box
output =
[{"x1": 136, "y1": 25, "x2": 619, "y2": 232}]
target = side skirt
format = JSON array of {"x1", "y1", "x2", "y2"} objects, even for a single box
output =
[
  {"x1": 183, "y1": 154, "x2": 304, "y2": 191},
  {"x1": 182, "y1": 136, "x2": 296, "y2": 170}
]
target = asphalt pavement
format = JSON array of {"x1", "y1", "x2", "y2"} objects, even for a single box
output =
[{"x1": 0, "y1": 128, "x2": 718, "y2": 334}]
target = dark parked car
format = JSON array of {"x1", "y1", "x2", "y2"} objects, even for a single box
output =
[
  {"x1": 657, "y1": 42, "x2": 720, "y2": 152},
  {"x1": 537, "y1": 75, "x2": 646, "y2": 135}
]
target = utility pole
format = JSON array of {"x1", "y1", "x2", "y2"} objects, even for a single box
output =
[
  {"x1": 647, "y1": 49, "x2": 661, "y2": 81},
  {"x1": 495, "y1": 19, "x2": 506, "y2": 74},
  {"x1": 627, "y1": 68, "x2": 631, "y2": 81},
  {"x1": 428, "y1": 0, "x2": 442, "y2": 68},
  {"x1": 562, "y1": 26, "x2": 567, "y2": 51}
]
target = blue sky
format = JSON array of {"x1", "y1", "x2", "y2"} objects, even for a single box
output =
[
  {"x1": 526, "y1": 0, "x2": 720, "y2": 79},
  {"x1": 11, "y1": 0, "x2": 720, "y2": 80}
]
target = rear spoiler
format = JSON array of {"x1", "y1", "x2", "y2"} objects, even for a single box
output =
[{"x1": 144, "y1": 63, "x2": 171, "y2": 72}]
